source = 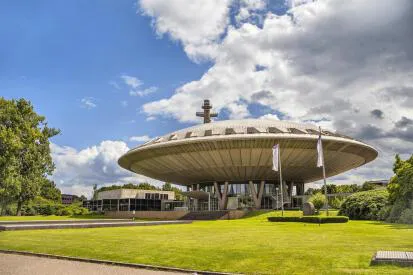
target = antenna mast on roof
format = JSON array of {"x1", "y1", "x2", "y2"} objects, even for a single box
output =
[{"x1": 196, "y1": 99, "x2": 218, "y2": 123}]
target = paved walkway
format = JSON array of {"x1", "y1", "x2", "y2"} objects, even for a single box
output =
[{"x1": 0, "y1": 253, "x2": 187, "y2": 275}]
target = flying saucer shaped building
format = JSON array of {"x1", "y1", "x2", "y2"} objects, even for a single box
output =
[{"x1": 119, "y1": 100, "x2": 377, "y2": 210}]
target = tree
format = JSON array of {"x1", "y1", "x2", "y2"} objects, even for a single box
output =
[
  {"x1": 309, "y1": 193, "x2": 326, "y2": 214},
  {"x1": 162, "y1": 182, "x2": 172, "y2": 191},
  {"x1": 40, "y1": 179, "x2": 61, "y2": 203},
  {"x1": 361, "y1": 181, "x2": 376, "y2": 191},
  {"x1": 386, "y1": 154, "x2": 413, "y2": 223},
  {"x1": 136, "y1": 182, "x2": 158, "y2": 190},
  {"x1": 0, "y1": 98, "x2": 59, "y2": 215}
]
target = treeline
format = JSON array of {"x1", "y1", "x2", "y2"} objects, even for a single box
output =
[
  {"x1": 93, "y1": 182, "x2": 183, "y2": 200},
  {"x1": 305, "y1": 182, "x2": 379, "y2": 195}
]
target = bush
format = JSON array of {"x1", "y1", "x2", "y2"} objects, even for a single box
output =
[
  {"x1": 330, "y1": 197, "x2": 344, "y2": 209},
  {"x1": 398, "y1": 208, "x2": 413, "y2": 224},
  {"x1": 21, "y1": 205, "x2": 36, "y2": 216},
  {"x1": 309, "y1": 193, "x2": 326, "y2": 213},
  {"x1": 267, "y1": 217, "x2": 301, "y2": 222},
  {"x1": 268, "y1": 216, "x2": 348, "y2": 223},
  {"x1": 338, "y1": 189, "x2": 389, "y2": 220},
  {"x1": 20, "y1": 197, "x2": 89, "y2": 216}
]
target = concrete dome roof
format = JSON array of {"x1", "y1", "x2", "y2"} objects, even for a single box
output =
[{"x1": 119, "y1": 119, "x2": 378, "y2": 185}]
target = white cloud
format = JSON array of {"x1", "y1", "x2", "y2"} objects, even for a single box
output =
[
  {"x1": 139, "y1": 0, "x2": 413, "y2": 183},
  {"x1": 139, "y1": 0, "x2": 232, "y2": 61},
  {"x1": 121, "y1": 75, "x2": 143, "y2": 89},
  {"x1": 129, "y1": 86, "x2": 158, "y2": 97},
  {"x1": 80, "y1": 97, "x2": 97, "y2": 109},
  {"x1": 118, "y1": 75, "x2": 157, "y2": 97},
  {"x1": 51, "y1": 141, "x2": 163, "y2": 197},
  {"x1": 129, "y1": 135, "x2": 151, "y2": 142},
  {"x1": 121, "y1": 100, "x2": 128, "y2": 107},
  {"x1": 109, "y1": 80, "x2": 121, "y2": 90},
  {"x1": 226, "y1": 102, "x2": 250, "y2": 119},
  {"x1": 259, "y1": 113, "x2": 280, "y2": 120},
  {"x1": 235, "y1": 0, "x2": 267, "y2": 24}
]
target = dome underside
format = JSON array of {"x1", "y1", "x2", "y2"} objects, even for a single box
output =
[{"x1": 119, "y1": 136, "x2": 377, "y2": 186}]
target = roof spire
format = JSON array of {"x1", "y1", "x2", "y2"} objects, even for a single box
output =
[{"x1": 196, "y1": 99, "x2": 218, "y2": 123}]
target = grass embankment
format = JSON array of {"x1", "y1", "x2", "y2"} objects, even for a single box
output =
[
  {"x1": 0, "y1": 210, "x2": 412, "y2": 274},
  {"x1": 0, "y1": 214, "x2": 107, "y2": 221}
]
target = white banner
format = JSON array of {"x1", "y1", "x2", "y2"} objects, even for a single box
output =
[
  {"x1": 272, "y1": 144, "x2": 279, "y2": 171},
  {"x1": 317, "y1": 134, "x2": 324, "y2": 167}
]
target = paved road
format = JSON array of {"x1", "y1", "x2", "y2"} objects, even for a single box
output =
[{"x1": 0, "y1": 253, "x2": 187, "y2": 275}]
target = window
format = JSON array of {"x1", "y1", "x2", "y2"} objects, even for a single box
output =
[
  {"x1": 145, "y1": 193, "x2": 150, "y2": 199},
  {"x1": 288, "y1": 128, "x2": 306, "y2": 134},
  {"x1": 268, "y1": 127, "x2": 283, "y2": 133},
  {"x1": 247, "y1": 127, "x2": 260, "y2": 134},
  {"x1": 225, "y1": 128, "x2": 236, "y2": 135}
]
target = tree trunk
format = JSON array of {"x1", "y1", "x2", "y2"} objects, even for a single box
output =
[{"x1": 16, "y1": 200, "x2": 23, "y2": 216}]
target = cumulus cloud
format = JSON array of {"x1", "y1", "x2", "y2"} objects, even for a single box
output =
[
  {"x1": 129, "y1": 135, "x2": 151, "y2": 142},
  {"x1": 138, "y1": 0, "x2": 413, "y2": 184},
  {"x1": 80, "y1": 97, "x2": 97, "y2": 109},
  {"x1": 139, "y1": 0, "x2": 232, "y2": 61},
  {"x1": 259, "y1": 113, "x2": 280, "y2": 120},
  {"x1": 50, "y1": 141, "x2": 162, "y2": 197}
]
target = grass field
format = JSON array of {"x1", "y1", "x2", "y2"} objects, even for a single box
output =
[{"x1": 0, "y1": 211, "x2": 412, "y2": 274}]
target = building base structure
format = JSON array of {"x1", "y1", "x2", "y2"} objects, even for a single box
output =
[{"x1": 183, "y1": 180, "x2": 304, "y2": 211}]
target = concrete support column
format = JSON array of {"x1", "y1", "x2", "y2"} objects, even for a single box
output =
[
  {"x1": 214, "y1": 181, "x2": 229, "y2": 210},
  {"x1": 249, "y1": 181, "x2": 265, "y2": 209},
  {"x1": 221, "y1": 181, "x2": 229, "y2": 210},
  {"x1": 296, "y1": 182, "x2": 304, "y2": 196},
  {"x1": 288, "y1": 182, "x2": 293, "y2": 207}
]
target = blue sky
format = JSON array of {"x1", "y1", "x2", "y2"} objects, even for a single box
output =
[
  {"x1": 0, "y1": 0, "x2": 208, "y2": 148},
  {"x1": 1, "y1": 0, "x2": 412, "y2": 196}
]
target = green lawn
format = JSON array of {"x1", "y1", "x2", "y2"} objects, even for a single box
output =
[{"x1": 0, "y1": 211, "x2": 412, "y2": 274}]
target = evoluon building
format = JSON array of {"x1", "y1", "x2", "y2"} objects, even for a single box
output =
[{"x1": 118, "y1": 100, "x2": 378, "y2": 211}]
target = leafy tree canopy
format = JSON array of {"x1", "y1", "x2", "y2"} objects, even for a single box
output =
[
  {"x1": 40, "y1": 179, "x2": 61, "y2": 203},
  {"x1": 0, "y1": 98, "x2": 59, "y2": 215}
]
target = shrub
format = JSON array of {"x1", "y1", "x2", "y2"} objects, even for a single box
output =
[
  {"x1": 319, "y1": 216, "x2": 349, "y2": 223},
  {"x1": 330, "y1": 197, "x2": 344, "y2": 209},
  {"x1": 268, "y1": 216, "x2": 348, "y2": 223},
  {"x1": 268, "y1": 217, "x2": 301, "y2": 222},
  {"x1": 398, "y1": 208, "x2": 413, "y2": 224},
  {"x1": 309, "y1": 193, "x2": 326, "y2": 213},
  {"x1": 339, "y1": 189, "x2": 389, "y2": 220},
  {"x1": 21, "y1": 205, "x2": 36, "y2": 216}
]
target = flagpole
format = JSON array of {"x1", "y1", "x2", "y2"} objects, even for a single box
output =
[
  {"x1": 278, "y1": 146, "x2": 284, "y2": 217},
  {"x1": 319, "y1": 126, "x2": 329, "y2": 216}
]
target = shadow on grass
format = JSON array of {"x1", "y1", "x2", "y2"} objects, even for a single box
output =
[{"x1": 363, "y1": 220, "x2": 413, "y2": 229}]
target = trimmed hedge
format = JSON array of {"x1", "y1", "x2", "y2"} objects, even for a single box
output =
[{"x1": 268, "y1": 216, "x2": 348, "y2": 223}]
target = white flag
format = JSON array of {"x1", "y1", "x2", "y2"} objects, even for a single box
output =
[
  {"x1": 317, "y1": 134, "x2": 324, "y2": 167},
  {"x1": 272, "y1": 144, "x2": 279, "y2": 171}
]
